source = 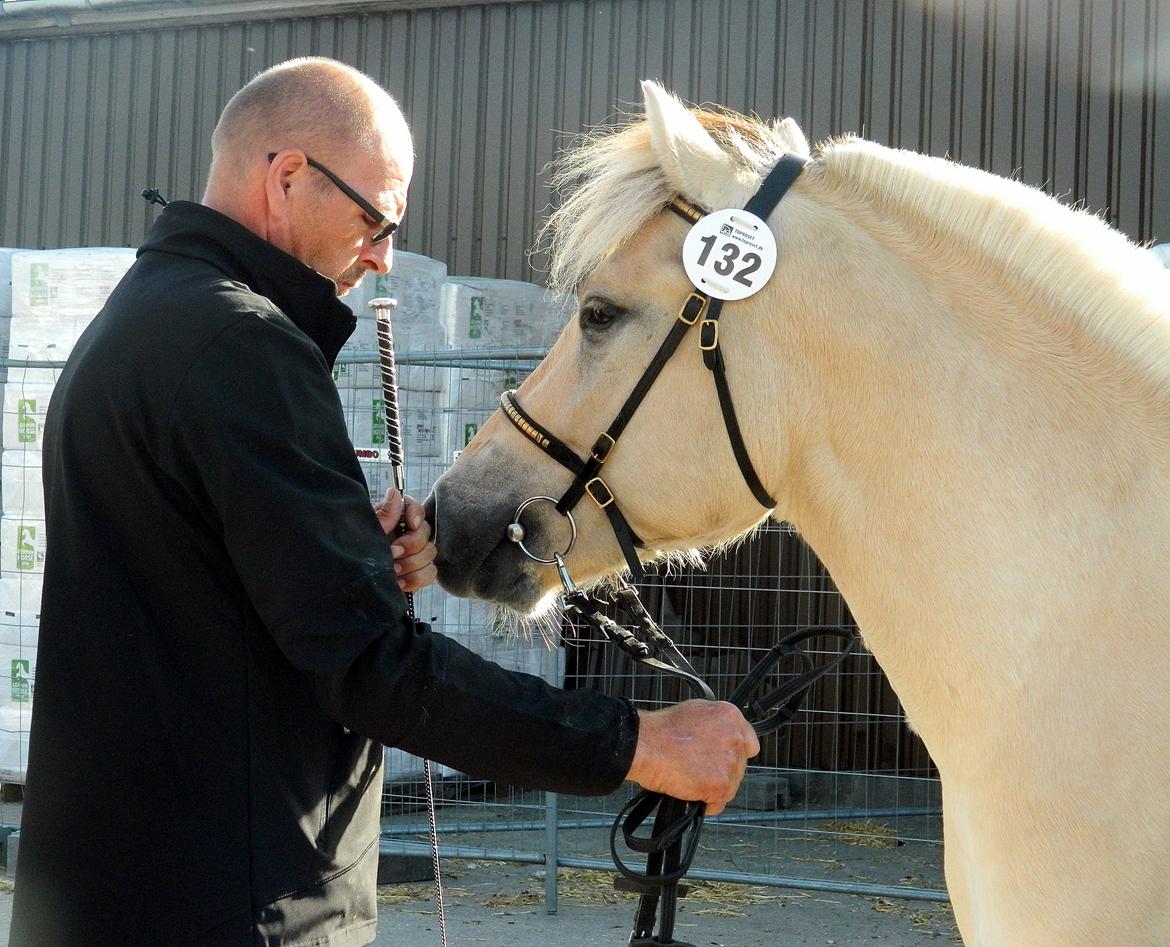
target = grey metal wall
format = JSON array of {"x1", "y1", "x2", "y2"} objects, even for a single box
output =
[{"x1": 1, "y1": 0, "x2": 1168, "y2": 277}]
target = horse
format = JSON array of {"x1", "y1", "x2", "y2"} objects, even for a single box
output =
[{"x1": 428, "y1": 80, "x2": 1170, "y2": 945}]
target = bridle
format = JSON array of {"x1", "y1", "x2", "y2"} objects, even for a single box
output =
[
  {"x1": 502, "y1": 151, "x2": 811, "y2": 587},
  {"x1": 500, "y1": 153, "x2": 858, "y2": 947}
]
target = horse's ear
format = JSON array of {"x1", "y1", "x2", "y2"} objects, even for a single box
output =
[
  {"x1": 641, "y1": 80, "x2": 729, "y2": 205},
  {"x1": 774, "y1": 117, "x2": 811, "y2": 158}
]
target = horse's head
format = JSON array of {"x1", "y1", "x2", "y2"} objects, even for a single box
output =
[{"x1": 429, "y1": 82, "x2": 813, "y2": 614}]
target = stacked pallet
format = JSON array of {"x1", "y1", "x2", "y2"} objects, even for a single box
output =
[{"x1": 0, "y1": 247, "x2": 136, "y2": 779}]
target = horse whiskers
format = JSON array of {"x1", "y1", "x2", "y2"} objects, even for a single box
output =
[{"x1": 487, "y1": 601, "x2": 563, "y2": 648}]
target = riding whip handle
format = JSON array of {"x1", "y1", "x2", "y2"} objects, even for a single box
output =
[
  {"x1": 371, "y1": 297, "x2": 413, "y2": 619},
  {"x1": 369, "y1": 296, "x2": 447, "y2": 947}
]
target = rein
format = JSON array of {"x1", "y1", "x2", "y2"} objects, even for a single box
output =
[{"x1": 501, "y1": 154, "x2": 859, "y2": 946}]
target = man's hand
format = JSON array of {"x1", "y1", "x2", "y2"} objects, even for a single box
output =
[
  {"x1": 626, "y1": 700, "x2": 760, "y2": 815},
  {"x1": 374, "y1": 488, "x2": 438, "y2": 593}
]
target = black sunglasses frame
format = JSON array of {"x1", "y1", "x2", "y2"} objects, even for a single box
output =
[{"x1": 267, "y1": 152, "x2": 398, "y2": 244}]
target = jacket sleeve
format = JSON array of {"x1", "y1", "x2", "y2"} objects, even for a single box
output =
[{"x1": 163, "y1": 309, "x2": 638, "y2": 795}]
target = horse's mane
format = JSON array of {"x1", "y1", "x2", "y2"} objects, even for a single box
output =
[
  {"x1": 543, "y1": 104, "x2": 1170, "y2": 394},
  {"x1": 542, "y1": 107, "x2": 796, "y2": 292},
  {"x1": 815, "y1": 138, "x2": 1170, "y2": 394}
]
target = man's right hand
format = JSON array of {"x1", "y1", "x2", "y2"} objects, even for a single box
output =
[{"x1": 625, "y1": 700, "x2": 760, "y2": 815}]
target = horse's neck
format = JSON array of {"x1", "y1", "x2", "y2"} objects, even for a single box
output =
[{"x1": 760, "y1": 198, "x2": 1170, "y2": 749}]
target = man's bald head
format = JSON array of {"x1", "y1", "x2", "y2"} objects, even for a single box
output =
[
  {"x1": 203, "y1": 57, "x2": 413, "y2": 292},
  {"x1": 208, "y1": 57, "x2": 413, "y2": 185}
]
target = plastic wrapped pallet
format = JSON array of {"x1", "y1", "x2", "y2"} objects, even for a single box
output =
[
  {"x1": 2, "y1": 451, "x2": 44, "y2": 516},
  {"x1": 450, "y1": 365, "x2": 528, "y2": 413},
  {"x1": 0, "y1": 516, "x2": 46, "y2": 624},
  {"x1": 0, "y1": 573, "x2": 41, "y2": 624},
  {"x1": 7, "y1": 315, "x2": 95, "y2": 365},
  {"x1": 10, "y1": 247, "x2": 136, "y2": 321},
  {"x1": 336, "y1": 251, "x2": 449, "y2": 390},
  {"x1": 0, "y1": 617, "x2": 33, "y2": 647},
  {"x1": 340, "y1": 388, "x2": 445, "y2": 459},
  {"x1": 0, "y1": 641, "x2": 36, "y2": 780},
  {"x1": 332, "y1": 314, "x2": 448, "y2": 393},
  {"x1": 1, "y1": 370, "x2": 58, "y2": 451},
  {"x1": 442, "y1": 364, "x2": 531, "y2": 463},
  {"x1": 1151, "y1": 243, "x2": 1170, "y2": 269},
  {"x1": 343, "y1": 251, "x2": 448, "y2": 347},
  {"x1": 446, "y1": 413, "x2": 481, "y2": 463},
  {"x1": 7, "y1": 248, "x2": 134, "y2": 388},
  {"x1": 441, "y1": 278, "x2": 572, "y2": 349},
  {"x1": 1, "y1": 516, "x2": 46, "y2": 576}
]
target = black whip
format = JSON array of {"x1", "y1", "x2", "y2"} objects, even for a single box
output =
[
  {"x1": 369, "y1": 296, "x2": 447, "y2": 947},
  {"x1": 371, "y1": 298, "x2": 414, "y2": 619}
]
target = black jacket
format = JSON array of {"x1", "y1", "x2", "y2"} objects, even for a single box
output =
[{"x1": 9, "y1": 202, "x2": 638, "y2": 946}]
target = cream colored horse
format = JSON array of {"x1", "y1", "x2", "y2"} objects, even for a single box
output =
[{"x1": 430, "y1": 81, "x2": 1170, "y2": 944}]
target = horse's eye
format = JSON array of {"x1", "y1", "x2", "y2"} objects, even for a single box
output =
[{"x1": 579, "y1": 301, "x2": 622, "y2": 332}]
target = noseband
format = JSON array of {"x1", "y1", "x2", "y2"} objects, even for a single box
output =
[{"x1": 501, "y1": 153, "x2": 808, "y2": 579}]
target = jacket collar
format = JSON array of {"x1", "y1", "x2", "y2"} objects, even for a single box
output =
[{"x1": 139, "y1": 201, "x2": 358, "y2": 366}]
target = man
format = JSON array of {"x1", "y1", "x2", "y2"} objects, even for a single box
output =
[{"x1": 10, "y1": 58, "x2": 758, "y2": 946}]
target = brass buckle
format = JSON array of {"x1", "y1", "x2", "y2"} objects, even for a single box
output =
[
  {"x1": 591, "y1": 432, "x2": 615, "y2": 463},
  {"x1": 699, "y1": 319, "x2": 719, "y2": 351},
  {"x1": 585, "y1": 477, "x2": 615, "y2": 509},
  {"x1": 677, "y1": 293, "x2": 708, "y2": 326}
]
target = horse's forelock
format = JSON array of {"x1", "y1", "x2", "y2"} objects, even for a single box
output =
[{"x1": 541, "y1": 105, "x2": 797, "y2": 293}]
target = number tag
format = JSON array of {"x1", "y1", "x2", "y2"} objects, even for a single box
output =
[{"x1": 681, "y1": 208, "x2": 778, "y2": 301}]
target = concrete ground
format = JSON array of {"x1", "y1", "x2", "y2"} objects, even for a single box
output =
[
  {"x1": 0, "y1": 790, "x2": 959, "y2": 945},
  {"x1": 0, "y1": 860, "x2": 958, "y2": 947},
  {"x1": 366, "y1": 858, "x2": 959, "y2": 946}
]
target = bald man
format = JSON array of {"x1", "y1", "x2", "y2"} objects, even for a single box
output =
[{"x1": 10, "y1": 59, "x2": 757, "y2": 946}]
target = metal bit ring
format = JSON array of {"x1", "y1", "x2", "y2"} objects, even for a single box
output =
[{"x1": 507, "y1": 496, "x2": 576, "y2": 564}]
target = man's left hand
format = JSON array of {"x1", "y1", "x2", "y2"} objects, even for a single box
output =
[{"x1": 374, "y1": 489, "x2": 438, "y2": 593}]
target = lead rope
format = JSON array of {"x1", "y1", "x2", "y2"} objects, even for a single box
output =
[
  {"x1": 540, "y1": 543, "x2": 857, "y2": 947},
  {"x1": 502, "y1": 511, "x2": 857, "y2": 947},
  {"x1": 371, "y1": 298, "x2": 449, "y2": 947}
]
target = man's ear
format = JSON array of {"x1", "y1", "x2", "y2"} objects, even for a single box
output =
[{"x1": 263, "y1": 150, "x2": 308, "y2": 239}]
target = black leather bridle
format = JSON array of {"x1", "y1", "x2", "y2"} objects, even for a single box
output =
[
  {"x1": 500, "y1": 153, "x2": 858, "y2": 947},
  {"x1": 502, "y1": 151, "x2": 811, "y2": 585}
]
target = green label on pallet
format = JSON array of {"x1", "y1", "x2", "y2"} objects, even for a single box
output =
[
  {"x1": 17, "y1": 400, "x2": 37, "y2": 443},
  {"x1": 16, "y1": 525, "x2": 36, "y2": 572},
  {"x1": 10, "y1": 659, "x2": 30, "y2": 703},
  {"x1": 463, "y1": 423, "x2": 478, "y2": 447},
  {"x1": 468, "y1": 296, "x2": 485, "y2": 340},
  {"x1": 372, "y1": 399, "x2": 386, "y2": 445},
  {"x1": 29, "y1": 263, "x2": 49, "y2": 308}
]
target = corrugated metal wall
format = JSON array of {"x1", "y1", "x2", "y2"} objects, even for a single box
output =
[{"x1": 1, "y1": 0, "x2": 1167, "y2": 270}]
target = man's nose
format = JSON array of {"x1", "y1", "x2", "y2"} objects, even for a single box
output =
[{"x1": 363, "y1": 238, "x2": 393, "y2": 276}]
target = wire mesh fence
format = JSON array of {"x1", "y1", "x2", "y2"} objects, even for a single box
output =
[
  {"x1": 360, "y1": 349, "x2": 947, "y2": 906},
  {"x1": 0, "y1": 346, "x2": 946, "y2": 904}
]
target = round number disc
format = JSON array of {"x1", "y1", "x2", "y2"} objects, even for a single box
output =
[{"x1": 681, "y1": 208, "x2": 778, "y2": 301}]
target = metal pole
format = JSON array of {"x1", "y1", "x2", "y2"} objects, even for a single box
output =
[{"x1": 540, "y1": 643, "x2": 560, "y2": 915}]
